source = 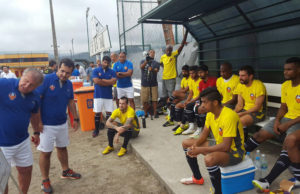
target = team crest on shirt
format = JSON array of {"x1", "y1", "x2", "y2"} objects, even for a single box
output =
[
  {"x1": 124, "y1": 66, "x2": 128, "y2": 70},
  {"x1": 169, "y1": 58, "x2": 173, "y2": 62},
  {"x1": 296, "y1": 95, "x2": 300, "y2": 103},
  {"x1": 98, "y1": 73, "x2": 102, "y2": 77},
  {"x1": 49, "y1": 85, "x2": 55, "y2": 91},
  {"x1": 8, "y1": 92, "x2": 16, "y2": 101},
  {"x1": 219, "y1": 128, "x2": 223, "y2": 136},
  {"x1": 250, "y1": 93, "x2": 255, "y2": 100},
  {"x1": 227, "y1": 87, "x2": 231, "y2": 93}
]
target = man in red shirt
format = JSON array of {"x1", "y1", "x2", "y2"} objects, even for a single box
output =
[
  {"x1": 198, "y1": 65, "x2": 217, "y2": 92},
  {"x1": 190, "y1": 65, "x2": 217, "y2": 138}
]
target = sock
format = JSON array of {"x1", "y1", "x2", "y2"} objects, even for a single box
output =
[
  {"x1": 94, "y1": 115, "x2": 100, "y2": 131},
  {"x1": 170, "y1": 104, "x2": 175, "y2": 122},
  {"x1": 107, "y1": 128, "x2": 116, "y2": 147},
  {"x1": 122, "y1": 130, "x2": 132, "y2": 149},
  {"x1": 264, "y1": 150, "x2": 290, "y2": 184},
  {"x1": 187, "y1": 123, "x2": 194, "y2": 131},
  {"x1": 243, "y1": 127, "x2": 248, "y2": 143},
  {"x1": 244, "y1": 137, "x2": 260, "y2": 152},
  {"x1": 183, "y1": 148, "x2": 202, "y2": 180},
  {"x1": 290, "y1": 162, "x2": 300, "y2": 181},
  {"x1": 105, "y1": 112, "x2": 111, "y2": 121},
  {"x1": 175, "y1": 108, "x2": 183, "y2": 122},
  {"x1": 207, "y1": 166, "x2": 222, "y2": 194}
]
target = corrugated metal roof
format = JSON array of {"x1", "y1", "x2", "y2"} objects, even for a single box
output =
[{"x1": 139, "y1": 0, "x2": 300, "y2": 42}]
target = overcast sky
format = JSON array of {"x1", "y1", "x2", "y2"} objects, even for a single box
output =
[{"x1": 0, "y1": 0, "x2": 119, "y2": 54}]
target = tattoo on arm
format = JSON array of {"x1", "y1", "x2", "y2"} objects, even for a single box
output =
[
  {"x1": 123, "y1": 118, "x2": 134, "y2": 130},
  {"x1": 107, "y1": 117, "x2": 117, "y2": 129}
]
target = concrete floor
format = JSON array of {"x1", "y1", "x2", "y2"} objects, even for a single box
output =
[{"x1": 130, "y1": 115, "x2": 298, "y2": 194}]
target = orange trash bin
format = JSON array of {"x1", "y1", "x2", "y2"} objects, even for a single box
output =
[
  {"x1": 74, "y1": 86, "x2": 95, "y2": 132},
  {"x1": 71, "y1": 79, "x2": 83, "y2": 101}
]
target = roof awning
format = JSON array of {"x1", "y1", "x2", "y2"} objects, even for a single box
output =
[{"x1": 139, "y1": 0, "x2": 300, "y2": 42}]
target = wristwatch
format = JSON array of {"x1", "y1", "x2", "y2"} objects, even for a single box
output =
[{"x1": 34, "y1": 132, "x2": 40, "y2": 135}]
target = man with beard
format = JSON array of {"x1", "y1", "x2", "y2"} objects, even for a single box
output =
[
  {"x1": 37, "y1": 58, "x2": 81, "y2": 193},
  {"x1": 234, "y1": 65, "x2": 266, "y2": 139},
  {"x1": 103, "y1": 96, "x2": 140, "y2": 157},
  {"x1": 92, "y1": 56, "x2": 117, "y2": 137},
  {"x1": 113, "y1": 52, "x2": 135, "y2": 109},
  {"x1": 243, "y1": 57, "x2": 300, "y2": 192}
]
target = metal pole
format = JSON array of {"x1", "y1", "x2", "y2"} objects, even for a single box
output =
[
  {"x1": 86, "y1": 7, "x2": 90, "y2": 55},
  {"x1": 116, "y1": 0, "x2": 122, "y2": 52},
  {"x1": 140, "y1": 0, "x2": 145, "y2": 51},
  {"x1": 121, "y1": 0, "x2": 127, "y2": 53},
  {"x1": 71, "y1": 38, "x2": 74, "y2": 59},
  {"x1": 49, "y1": 0, "x2": 59, "y2": 64}
]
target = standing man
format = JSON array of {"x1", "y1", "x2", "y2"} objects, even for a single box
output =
[
  {"x1": 86, "y1": 61, "x2": 95, "y2": 86},
  {"x1": 160, "y1": 30, "x2": 188, "y2": 103},
  {"x1": 44, "y1": 60, "x2": 57, "y2": 74},
  {"x1": 77, "y1": 64, "x2": 86, "y2": 79},
  {"x1": 140, "y1": 49, "x2": 160, "y2": 118},
  {"x1": 216, "y1": 62, "x2": 239, "y2": 108},
  {"x1": 0, "y1": 68, "x2": 44, "y2": 194},
  {"x1": 0, "y1": 66, "x2": 17, "y2": 78},
  {"x1": 111, "y1": 53, "x2": 119, "y2": 106},
  {"x1": 37, "y1": 58, "x2": 81, "y2": 193},
  {"x1": 234, "y1": 65, "x2": 266, "y2": 139},
  {"x1": 92, "y1": 56, "x2": 116, "y2": 137},
  {"x1": 180, "y1": 88, "x2": 245, "y2": 194},
  {"x1": 96, "y1": 59, "x2": 102, "y2": 67},
  {"x1": 103, "y1": 96, "x2": 140, "y2": 157},
  {"x1": 113, "y1": 52, "x2": 135, "y2": 109}
]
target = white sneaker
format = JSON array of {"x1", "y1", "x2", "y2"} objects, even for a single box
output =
[
  {"x1": 180, "y1": 177, "x2": 193, "y2": 184},
  {"x1": 252, "y1": 179, "x2": 270, "y2": 191},
  {"x1": 182, "y1": 123, "x2": 195, "y2": 135},
  {"x1": 189, "y1": 128, "x2": 201, "y2": 138}
]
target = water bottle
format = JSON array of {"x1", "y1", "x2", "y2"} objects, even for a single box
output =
[
  {"x1": 261, "y1": 154, "x2": 268, "y2": 178},
  {"x1": 254, "y1": 150, "x2": 261, "y2": 179},
  {"x1": 142, "y1": 116, "x2": 146, "y2": 128}
]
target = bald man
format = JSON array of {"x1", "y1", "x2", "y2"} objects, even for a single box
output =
[{"x1": 0, "y1": 68, "x2": 44, "y2": 194}]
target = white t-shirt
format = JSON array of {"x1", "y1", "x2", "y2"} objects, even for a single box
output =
[{"x1": 0, "y1": 71, "x2": 17, "y2": 79}]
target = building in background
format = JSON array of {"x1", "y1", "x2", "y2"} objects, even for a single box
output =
[{"x1": 0, "y1": 53, "x2": 49, "y2": 77}]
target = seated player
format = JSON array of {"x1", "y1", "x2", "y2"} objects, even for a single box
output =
[{"x1": 180, "y1": 87, "x2": 245, "y2": 194}]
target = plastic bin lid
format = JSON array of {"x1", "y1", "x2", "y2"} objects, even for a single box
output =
[
  {"x1": 220, "y1": 155, "x2": 256, "y2": 178},
  {"x1": 71, "y1": 78, "x2": 83, "y2": 82},
  {"x1": 74, "y1": 86, "x2": 94, "y2": 94}
]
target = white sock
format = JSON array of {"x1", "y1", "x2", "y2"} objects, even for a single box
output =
[
  {"x1": 196, "y1": 127, "x2": 202, "y2": 132},
  {"x1": 187, "y1": 123, "x2": 194, "y2": 131}
]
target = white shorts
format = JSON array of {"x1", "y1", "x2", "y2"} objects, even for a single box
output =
[
  {"x1": 117, "y1": 87, "x2": 134, "y2": 99},
  {"x1": 93, "y1": 98, "x2": 114, "y2": 113},
  {"x1": 37, "y1": 122, "x2": 69, "y2": 152},
  {"x1": 0, "y1": 137, "x2": 33, "y2": 167}
]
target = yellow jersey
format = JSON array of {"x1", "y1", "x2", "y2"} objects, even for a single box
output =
[
  {"x1": 234, "y1": 80, "x2": 266, "y2": 112},
  {"x1": 205, "y1": 107, "x2": 245, "y2": 158},
  {"x1": 111, "y1": 63, "x2": 117, "y2": 87},
  {"x1": 110, "y1": 106, "x2": 139, "y2": 131},
  {"x1": 188, "y1": 77, "x2": 201, "y2": 99},
  {"x1": 160, "y1": 50, "x2": 178, "y2": 80},
  {"x1": 181, "y1": 76, "x2": 191, "y2": 89},
  {"x1": 216, "y1": 74, "x2": 239, "y2": 104},
  {"x1": 281, "y1": 80, "x2": 300, "y2": 119}
]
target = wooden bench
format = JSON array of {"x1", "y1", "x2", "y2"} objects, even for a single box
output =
[{"x1": 255, "y1": 83, "x2": 281, "y2": 128}]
